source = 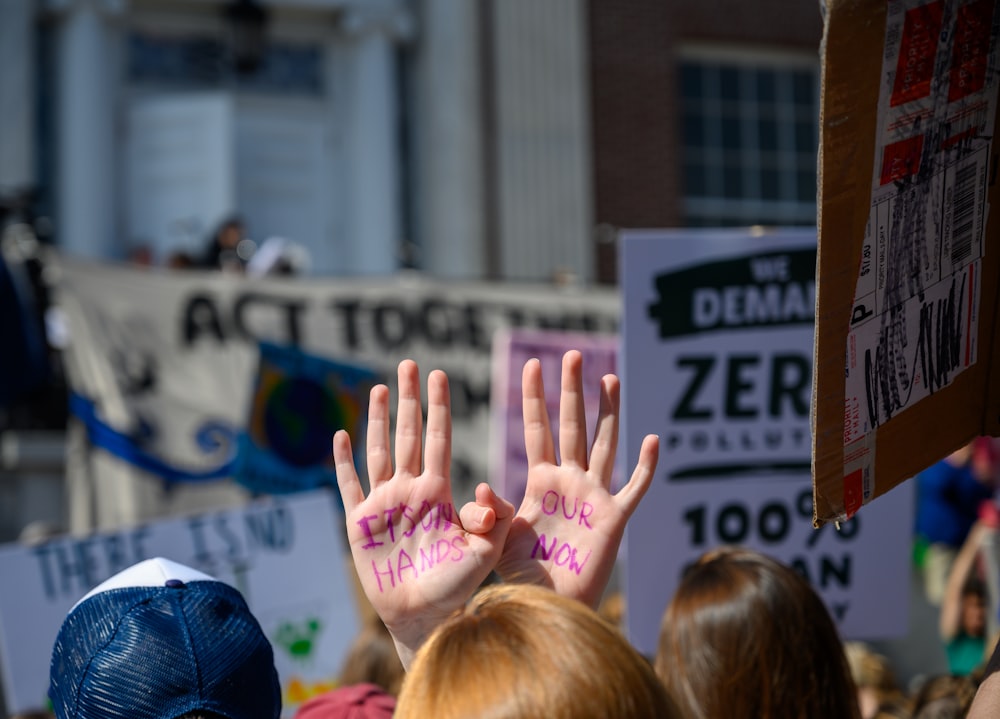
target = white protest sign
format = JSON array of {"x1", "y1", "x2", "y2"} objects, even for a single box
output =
[
  {"x1": 621, "y1": 228, "x2": 913, "y2": 657},
  {"x1": 0, "y1": 490, "x2": 355, "y2": 718},
  {"x1": 489, "y1": 329, "x2": 618, "y2": 506}
]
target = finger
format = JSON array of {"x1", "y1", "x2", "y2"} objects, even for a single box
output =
[
  {"x1": 459, "y1": 482, "x2": 514, "y2": 534},
  {"x1": 483, "y1": 481, "x2": 516, "y2": 525},
  {"x1": 588, "y1": 374, "x2": 620, "y2": 487},
  {"x1": 394, "y1": 359, "x2": 423, "y2": 477},
  {"x1": 558, "y1": 350, "x2": 588, "y2": 468},
  {"x1": 423, "y1": 369, "x2": 451, "y2": 481},
  {"x1": 459, "y1": 500, "x2": 494, "y2": 533},
  {"x1": 366, "y1": 384, "x2": 392, "y2": 489},
  {"x1": 522, "y1": 358, "x2": 556, "y2": 467},
  {"x1": 460, "y1": 482, "x2": 516, "y2": 534},
  {"x1": 333, "y1": 430, "x2": 365, "y2": 512},
  {"x1": 459, "y1": 498, "x2": 494, "y2": 534},
  {"x1": 614, "y1": 434, "x2": 659, "y2": 516}
]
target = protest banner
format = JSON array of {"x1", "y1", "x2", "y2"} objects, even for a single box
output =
[
  {"x1": 620, "y1": 227, "x2": 913, "y2": 658},
  {"x1": 0, "y1": 490, "x2": 354, "y2": 718},
  {"x1": 52, "y1": 258, "x2": 618, "y2": 528},
  {"x1": 813, "y1": 0, "x2": 1000, "y2": 524},
  {"x1": 233, "y1": 342, "x2": 378, "y2": 496},
  {"x1": 489, "y1": 329, "x2": 618, "y2": 506}
]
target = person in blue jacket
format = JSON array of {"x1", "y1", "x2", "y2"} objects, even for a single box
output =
[{"x1": 915, "y1": 440, "x2": 998, "y2": 605}]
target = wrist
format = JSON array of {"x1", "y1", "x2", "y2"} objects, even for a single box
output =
[{"x1": 384, "y1": 611, "x2": 452, "y2": 671}]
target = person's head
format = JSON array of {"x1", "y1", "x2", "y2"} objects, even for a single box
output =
[
  {"x1": 845, "y1": 641, "x2": 903, "y2": 719},
  {"x1": 337, "y1": 619, "x2": 405, "y2": 696},
  {"x1": 911, "y1": 674, "x2": 977, "y2": 719},
  {"x1": 961, "y1": 578, "x2": 988, "y2": 637},
  {"x1": 873, "y1": 701, "x2": 912, "y2": 719},
  {"x1": 598, "y1": 590, "x2": 626, "y2": 632},
  {"x1": 215, "y1": 217, "x2": 244, "y2": 249},
  {"x1": 293, "y1": 683, "x2": 395, "y2": 719},
  {"x1": 49, "y1": 557, "x2": 281, "y2": 719},
  {"x1": 395, "y1": 583, "x2": 681, "y2": 719},
  {"x1": 655, "y1": 546, "x2": 861, "y2": 719},
  {"x1": 205, "y1": 216, "x2": 248, "y2": 269}
]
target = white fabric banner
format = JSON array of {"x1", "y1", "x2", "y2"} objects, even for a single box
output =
[{"x1": 52, "y1": 257, "x2": 619, "y2": 527}]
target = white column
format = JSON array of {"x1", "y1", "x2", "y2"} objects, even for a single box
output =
[
  {"x1": 0, "y1": 0, "x2": 35, "y2": 195},
  {"x1": 493, "y1": 0, "x2": 593, "y2": 283},
  {"x1": 56, "y1": 1, "x2": 117, "y2": 259},
  {"x1": 413, "y1": 0, "x2": 485, "y2": 278},
  {"x1": 341, "y1": 8, "x2": 405, "y2": 274}
]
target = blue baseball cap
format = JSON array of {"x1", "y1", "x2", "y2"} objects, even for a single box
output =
[{"x1": 49, "y1": 557, "x2": 281, "y2": 719}]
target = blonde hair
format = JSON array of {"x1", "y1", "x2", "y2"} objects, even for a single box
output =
[
  {"x1": 395, "y1": 584, "x2": 681, "y2": 719},
  {"x1": 845, "y1": 641, "x2": 903, "y2": 700},
  {"x1": 845, "y1": 642, "x2": 898, "y2": 690},
  {"x1": 598, "y1": 590, "x2": 626, "y2": 632}
]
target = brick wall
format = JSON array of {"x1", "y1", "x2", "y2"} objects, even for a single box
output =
[{"x1": 588, "y1": 0, "x2": 823, "y2": 283}]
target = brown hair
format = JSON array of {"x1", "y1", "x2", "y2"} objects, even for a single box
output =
[
  {"x1": 338, "y1": 618, "x2": 405, "y2": 696},
  {"x1": 911, "y1": 674, "x2": 977, "y2": 719},
  {"x1": 395, "y1": 584, "x2": 681, "y2": 719},
  {"x1": 655, "y1": 546, "x2": 861, "y2": 719}
]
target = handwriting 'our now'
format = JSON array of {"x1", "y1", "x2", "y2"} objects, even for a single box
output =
[{"x1": 530, "y1": 490, "x2": 594, "y2": 575}]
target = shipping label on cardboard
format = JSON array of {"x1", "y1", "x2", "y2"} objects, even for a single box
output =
[{"x1": 843, "y1": 0, "x2": 1000, "y2": 515}]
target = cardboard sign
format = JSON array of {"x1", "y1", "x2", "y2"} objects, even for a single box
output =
[
  {"x1": 489, "y1": 329, "x2": 618, "y2": 506},
  {"x1": 621, "y1": 228, "x2": 912, "y2": 658},
  {"x1": 813, "y1": 0, "x2": 1000, "y2": 524},
  {"x1": 0, "y1": 490, "x2": 356, "y2": 718}
]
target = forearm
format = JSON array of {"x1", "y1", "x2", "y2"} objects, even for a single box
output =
[{"x1": 941, "y1": 523, "x2": 987, "y2": 638}]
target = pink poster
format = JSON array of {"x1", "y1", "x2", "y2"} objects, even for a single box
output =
[{"x1": 489, "y1": 329, "x2": 618, "y2": 506}]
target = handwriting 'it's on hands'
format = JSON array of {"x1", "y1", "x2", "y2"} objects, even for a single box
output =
[{"x1": 333, "y1": 359, "x2": 513, "y2": 668}]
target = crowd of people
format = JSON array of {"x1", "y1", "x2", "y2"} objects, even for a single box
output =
[
  {"x1": 26, "y1": 351, "x2": 1000, "y2": 718},
  {"x1": 129, "y1": 215, "x2": 307, "y2": 277}
]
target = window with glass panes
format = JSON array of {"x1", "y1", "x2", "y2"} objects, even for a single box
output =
[
  {"x1": 678, "y1": 49, "x2": 819, "y2": 227},
  {"x1": 128, "y1": 31, "x2": 323, "y2": 95}
]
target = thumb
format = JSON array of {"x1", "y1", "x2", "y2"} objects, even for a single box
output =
[{"x1": 460, "y1": 483, "x2": 515, "y2": 538}]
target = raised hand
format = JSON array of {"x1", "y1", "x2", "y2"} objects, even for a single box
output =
[
  {"x1": 495, "y1": 350, "x2": 659, "y2": 608},
  {"x1": 333, "y1": 360, "x2": 513, "y2": 668}
]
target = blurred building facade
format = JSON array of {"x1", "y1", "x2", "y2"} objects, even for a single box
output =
[
  {"x1": 0, "y1": 0, "x2": 821, "y2": 284},
  {"x1": 0, "y1": 0, "x2": 823, "y2": 542},
  {"x1": 0, "y1": 0, "x2": 594, "y2": 281},
  {"x1": 590, "y1": 0, "x2": 823, "y2": 280}
]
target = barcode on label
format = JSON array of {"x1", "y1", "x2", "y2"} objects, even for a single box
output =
[{"x1": 952, "y1": 162, "x2": 978, "y2": 265}]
